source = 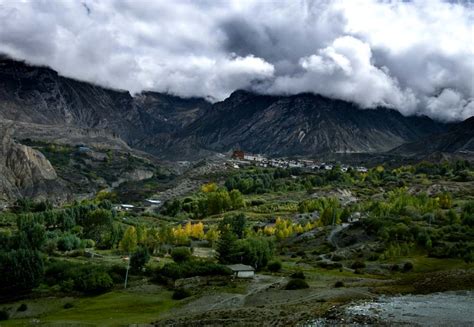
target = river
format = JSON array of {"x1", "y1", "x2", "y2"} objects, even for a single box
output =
[{"x1": 306, "y1": 290, "x2": 474, "y2": 326}]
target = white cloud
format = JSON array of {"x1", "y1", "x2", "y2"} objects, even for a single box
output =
[
  {"x1": 0, "y1": 0, "x2": 472, "y2": 121},
  {"x1": 270, "y1": 36, "x2": 419, "y2": 111}
]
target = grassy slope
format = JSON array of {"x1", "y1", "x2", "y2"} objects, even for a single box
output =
[{"x1": 4, "y1": 289, "x2": 177, "y2": 326}]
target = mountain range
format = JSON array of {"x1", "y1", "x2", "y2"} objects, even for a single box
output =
[{"x1": 0, "y1": 56, "x2": 472, "y2": 161}]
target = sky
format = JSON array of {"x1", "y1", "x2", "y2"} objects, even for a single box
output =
[{"x1": 0, "y1": 0, "x2": 473, "y2": 121}]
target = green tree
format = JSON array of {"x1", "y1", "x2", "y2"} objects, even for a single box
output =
[
  {"x1": 0, "y1": 249, "x2": 44, "y2": 292},
  {"x1": 82, "y1": 209, "x2": 113, "y2": 242},
  {"x1": 220, "y1": 213, "x2": 247, "y2": 239},
  {"x1": 216, "y1": 227, "x2": 237, "y2": 264},
  {"x1": 235, "y1": 237, "x2": 273, "y2": 270},
  {"x1": 131, "y1": 246, "x2": 150, "y2": 271},
  {"x1": 229, "y1": 189, "x2": 245, "y2": 209}
]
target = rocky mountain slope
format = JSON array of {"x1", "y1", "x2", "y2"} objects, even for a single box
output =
[
  {"x1": 0, "y1": 56, "x2": 211, "y2": 153},
  {"x1": 0, "y1": 56, "x2": 451, "y2": 160},
  {"x1": 166, "y1": 90, "x2": 448, "y2": 158},
  {"x1": 0, "y1": 124, "x2": 68, "y2": 203},
  {"x1": 391, "y1": 116, "x2": 474, "y2": 157}
]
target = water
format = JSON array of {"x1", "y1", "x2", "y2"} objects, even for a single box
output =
[{"x1": 307, "y1": 291, "x2": 474, "y2": 326}]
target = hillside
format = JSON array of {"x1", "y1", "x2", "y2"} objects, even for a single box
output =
[
  {"x1": 0, "y1": 56, "x2": 211, "y2": 153},
  {"x1": 0, "y1": 57, "x2": 450, "y2": 159},
  {"x1": 167, "y1": 90, "x2": 448, "y2": 158},
  {"x1": 391, "y1": 116, "x2": 474, "y2": 157}
]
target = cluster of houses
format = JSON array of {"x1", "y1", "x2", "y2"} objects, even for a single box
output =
[
  {"x1": 114, "y1": 198, "x2": 162, "y2": 212},
  {"x1": 231, "y1": 150, "x2": 368, "y2": 173}
]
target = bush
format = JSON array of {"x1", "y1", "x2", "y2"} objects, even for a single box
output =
[
  {"x1": 334, "y1": 281, "x2": 345, "y2": 288},
  {"x1": 171, "y1": 247, "x2": 192, "y2": 263},
  {"x1": 63, "y1": 302, "x2": 74, "y2": 309},
  {"x1": 82, "y1": 239, "x2": 95, "y2": 248},
  {"x1": 351, "y1": 260, "x2": 366, "y2": 269},
  {"x1": 57, "y1": 234, "x2": 82, "y2": 251},
  {"x1": 403, "y1": 261, "x2": 414, "y2": 272},
  {"x1": 108, "y1": 264, "x2": 127, "y2": 283},
  {"x1": 74, "y1": 269, "x2": 113, "y2": 294},
  {"x1": 155, "y1": 261, "x2": 232, "y2": 282},
  {"x1": 285, "y1": 279, "x2": 309, "y2": 290},
  {"x1": 172, "y1": 288, "x2": 191, "y2": 300},
  {"x1": 17, "y1": 303, "x2": 28, "y2": 312},
  {"x1": 267, "y1": 261, "x2": 282, "y2": 272},
  {"x1": 290, "y1": 271, "x2": 305, "y2": 279},
  {"x1": 0, "y1": 310, "x2": 8, "y2": 321}
]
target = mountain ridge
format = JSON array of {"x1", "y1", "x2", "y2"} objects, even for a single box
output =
[{"x1": 0, "y1": 56, "x2": 454, "y2": 160}]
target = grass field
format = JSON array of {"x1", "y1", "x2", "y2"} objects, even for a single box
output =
[{"x1": 3, "y1": 288, "x2": 178, "y2": 326}]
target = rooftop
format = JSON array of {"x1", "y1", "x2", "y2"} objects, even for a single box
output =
[{"x1": 226, "y1": 264, "x2": 255, "y2": 272}]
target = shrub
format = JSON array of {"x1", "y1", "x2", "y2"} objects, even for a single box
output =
[
  {"x1": 172, "y1": 288, "x2": 191, "y2": 300},
  {"x1": 155, "y1": 261, "x2": 232, "y2": 282},
  {"x1": 403, "y1": 261, "x2": 414, "y2": 272},
  {"x1": 82, "y1": 239, "x2": 95, "y2": 248},
  {"x1": 63, "y1": 302, "x2": 74, "y2": 309},
  {"x1": 74, "y1": 269, "x2": 113, "y2": 294},
  {"x1": 17, "y1": 303, "x2": 28, "y2": 312},
  {"x1": 267, "y1": 261, "x2": 282, "y2": 272},
  {"x1": 285, "y1": 279, "x2": 309, "y2": 290},
  {"x1": 59, "y1": 279, "x2": 75, "y2": 292},
  {"x1": 57, "y1": 234, "x2": 82, "y2": 251},
  {"x1": 0, "y1": 310, "x2": 9, "y2": 320},
  {"x1": 351, "y1": 260, "x2": 366, "y2": 269},
  {"x1": 171, "y1": 247, "x2": 192, "y2": 263},
  {"x1": 290, "y1": 271, "x2": 305, "y2": 279},
  {"x1": 334, "y1": 281, "x2": 345, "y2": 288}
]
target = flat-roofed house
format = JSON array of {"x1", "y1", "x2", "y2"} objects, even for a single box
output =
[{"x1": 227, "y1": 264, "x2": 255, "y2": 278}]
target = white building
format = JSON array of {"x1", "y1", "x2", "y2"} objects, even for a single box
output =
[
  {"x1": 145, "y1": 199, "x2": 161, "y2": 205},
  {"x1": 243, "y1": 154, "x2": 265, "y2": 162},
  {"x1": 227, "y1": 264, "x2": 255, "y2": 278},
  {"x1": 116, "y1": 204, "x2": 135, "y2": 211}
]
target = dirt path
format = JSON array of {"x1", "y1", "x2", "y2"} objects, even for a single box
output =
[
  {"x1": 208, "y1": 275, "x2": 286, "y2": 310},
  {"x1": 327, "y1": 223, "x2": 349, "y2": 249}
]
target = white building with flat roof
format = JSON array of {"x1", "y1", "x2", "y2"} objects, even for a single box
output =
[{"x1": 227, "y1": 264, "x2": 255, "y2": 278}]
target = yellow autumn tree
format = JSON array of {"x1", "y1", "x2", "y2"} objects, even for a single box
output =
[
  {"x1": 119, "y1": 226, "x2": 138, "y2": 254},
  {"x1": 191, "y1": 222, "x2": 205, "y2": 239},
  {"x1": 201, "y1": 182, "x2": 218, "y2": 193},
  {"x1": 204, "y1": 226, "x2": 220, "y2": 245}
]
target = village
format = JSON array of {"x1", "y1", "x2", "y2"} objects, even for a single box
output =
[{"x1": 230, "y1": 150, "x2": 368, "y2": 173}]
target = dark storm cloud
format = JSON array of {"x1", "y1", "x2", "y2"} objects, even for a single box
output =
[{"x1": 0, "y1": 0, "x2": 472, "y2": 121}]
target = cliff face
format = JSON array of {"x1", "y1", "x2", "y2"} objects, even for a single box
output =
[{"x1": 0, "y1": 125, "x2": 68, "y2": 203}]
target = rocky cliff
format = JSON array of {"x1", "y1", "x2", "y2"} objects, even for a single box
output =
[{"x1": 0, "y1": 124, "x2": 68, "y2": 203}]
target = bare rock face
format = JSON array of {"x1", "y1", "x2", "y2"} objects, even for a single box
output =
[{"x1": 0, "y1": 125, "x2": 67, "y2": 203}]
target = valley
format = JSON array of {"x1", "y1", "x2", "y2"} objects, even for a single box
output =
[
  {"x1": 0, "y1": 57, "x2": 473, "y2": 326},
  {"x1": 0, "y1": 151, "x2": 473, "y2": 325}
]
